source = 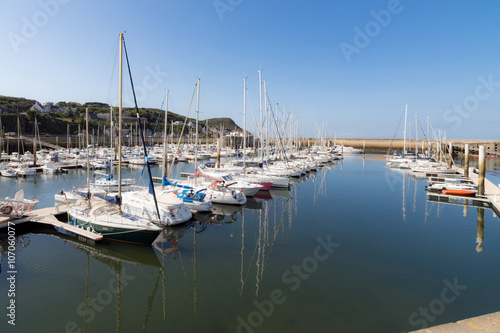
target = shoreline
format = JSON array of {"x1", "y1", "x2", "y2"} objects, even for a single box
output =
[{"x1": 2, "y1": 135, "x2": 499, "y2": 156}]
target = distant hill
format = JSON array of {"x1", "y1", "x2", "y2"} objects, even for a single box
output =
[
  {"x1": 0, "y1": 95, "x2": 37, "y2": 113},
  {"x1": 204, "y1": 117, "x2": 240, "y2": 131},
  {"x1": 0, "y1": 95, "x2": 242, "y2": 135}
]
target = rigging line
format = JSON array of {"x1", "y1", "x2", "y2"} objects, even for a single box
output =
[
  {"x1": 167, "y1": 82, "x2": 197, "y2": 179},
  {"x1": 387, "y1": 107, "x2": 406, "y2": 155},
  {"x1": 106, "y1": 40, "x2": 119, "y2": 106},
  {"x1": 417, "y1": 117, "x2": 428, "y2": 141},
  {"x1": 122, "y1": 38, "x2": 161, "y2": 223},
  {"x1": 265, "y1": 93, "x2": 291, "y2": 166},
  {"x1": 245, "y1": 85, "x2": 257, "y2": 138},
  {"x1": 138, "y1": 98, "x2": 166, "y2": 180},
  {"x1": 428, "y1": 122, "x2": 449, "y2": 164},
  {"x1": 90, "y1": 38, "x2": 119, "y2": 102},
  {"x1": 147, "y1": 99, "x2": 165, "y2": 149}
]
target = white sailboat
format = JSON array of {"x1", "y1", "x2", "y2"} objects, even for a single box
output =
[
  {"x1": 66, "y1": 33, "x2": 164, "y2": 245},
  {"x1": 160, "y1": 80, "x2": 213, "y2": 212}
]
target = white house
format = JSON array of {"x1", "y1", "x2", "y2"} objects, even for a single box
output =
[{"x1": 29, "y1": 102, "x2": 46, "y2": 114}]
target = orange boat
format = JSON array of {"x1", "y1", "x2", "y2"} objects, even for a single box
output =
[
  {"x1": 442, "y1": 189, "x2": 476, "y2": 196},
  {"x1": 471, "y1": 154, "x2": 500, "y2": 158}
]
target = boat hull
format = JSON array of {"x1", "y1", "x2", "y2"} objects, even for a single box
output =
[{"x1": 67, "y1": 213, "x2": 162, "y2": 245}]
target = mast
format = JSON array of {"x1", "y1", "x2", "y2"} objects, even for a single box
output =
[
  {"x1": 427, "y1": 114, "x2": 430, "y2": 157},
  {"x1": 264, "y1": 81, "x2": 269, "y2": 162},
  {"x1": 17, "y1": 114, "x2": 20, "y2": 156},
  {"x1": 33, "y1": 118, "x2": 37, "y2": 166},
  {"x1": 122, "y1": 32, "x2": 161, "y2": 222},
  {"x1": 258, "y1": 70, "x2": 263, "y2": 163},
  {"x1": 110, "y1": 106, "x2": 113, "y2": 154},
  {"x1": 86, "y1": 107, "x2": 90, "y2": 199},
  {"x1": 243, "y1": 77, "x2": 246, "y2": 174},
  {"x1": 118, "y1": 32, "x2": 123, "y2": 205},
  {"x1": 162, "y1": 90, "x2": 169, "y2": 181},
  {"x1": 195, "y1": 78, "x2": 200, "y2": 182},
  {"x1": 415, "y1": 114, "x2": 418, "y2": 155},
  {"x1": 282, "y1": 106, "x2": 286, "y2": 159},
  {"x1": 0, "y1": 115, "x2": 3, "y2": 153},
  {"x1": 403, "y1": 104, "x2": 408, "y2": 155}
]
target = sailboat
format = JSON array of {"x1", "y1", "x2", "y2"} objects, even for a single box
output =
[
  {"x1": 66, "y1": 33, "x2": 164, "y2": 245},
  {"x1": 159, "y1": 80, "x2": 213, "y2": 212}
]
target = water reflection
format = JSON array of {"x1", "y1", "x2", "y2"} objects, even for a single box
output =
[
  {"x1": 1, "y1": 161, "x2": 347, "y2": 333},
  {"x1": 477, "y1": 208, "x2": 485, "y2": 253}
]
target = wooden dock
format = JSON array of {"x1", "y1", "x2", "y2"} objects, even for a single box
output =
[
  {"x1": 0, "y1": 206, "x2": 103, "y2": 242},
  {"x1": 462, "y1": 167, "x2": 500, "y2": 215},
  {"x1": 425, "y1": 167, "x2": 500, "y2": 215}
]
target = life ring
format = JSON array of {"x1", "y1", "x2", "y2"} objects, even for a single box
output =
[{"x1": 2, "y1": 205, "x2": 13, "y2": 215}]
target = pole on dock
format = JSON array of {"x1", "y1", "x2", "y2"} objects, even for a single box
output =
[
  {"x1": 363, "y1": 140, "x2": 366, "y2": 154},
  {"x1": 464, "y1": 144, "x2": 470, "y2": 178},
  {"x1": 478, "y1": 145, "x2": 485, "y2": 196}
]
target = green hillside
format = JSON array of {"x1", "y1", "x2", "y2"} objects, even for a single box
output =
[{"x1": 0, "y1": 95, "x2": 241, "y2": 136}]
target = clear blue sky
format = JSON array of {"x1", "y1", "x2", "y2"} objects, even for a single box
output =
[{"x1": 1, "y1": 0, "x2": 499, "y2": 139}]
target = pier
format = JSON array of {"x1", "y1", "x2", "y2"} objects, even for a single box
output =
[
  {"x1": 410, "y1": 311, "x2": 500, "y2": 333},
  {"x1": 426, "y1": 165, "x2": 500, "y2": 216},
  {"x1": 0, "y1": 205, "x2": 103, "y2": 242}
]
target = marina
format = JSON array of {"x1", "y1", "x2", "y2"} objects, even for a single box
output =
[{"x1": 2, "y1": 2, "x2": 500, "y2": 331}]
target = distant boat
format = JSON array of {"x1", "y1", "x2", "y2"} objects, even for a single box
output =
[
  {"x1": 0, "y1": 166, "x2": 17, "y2": 177},
  {"x1": 14, "y1": 163, "x2": 36, "y2": 177}
]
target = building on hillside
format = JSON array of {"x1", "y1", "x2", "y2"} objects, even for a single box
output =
[
  {"x1": 29, "y1": 102, "x2": 46, "y2": 114},
  {"x1": 30, "y1": 102, "x2": 75, "y2": 114}
]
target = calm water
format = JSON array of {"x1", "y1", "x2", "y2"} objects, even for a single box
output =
[{"x1": 2, "y1": 155, "x2": 500, "y2": 333}]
